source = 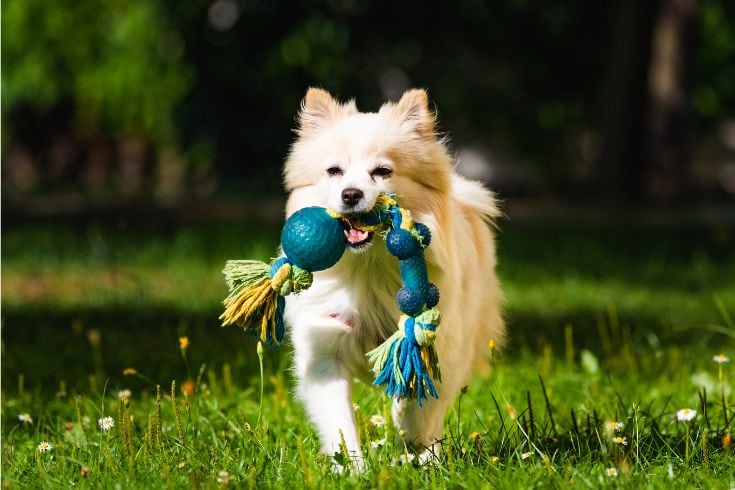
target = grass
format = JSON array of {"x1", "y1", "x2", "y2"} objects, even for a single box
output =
[{"x1": 2, "y1": 217, "x2": 735, "y2": 488}]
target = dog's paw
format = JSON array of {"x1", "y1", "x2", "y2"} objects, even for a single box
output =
[
  {"x1": 416, "y1": 447, "x2": 440, "y2": 466},
  {"x1": 331, "y1": 460, "x2": 346, "y2": 474}
]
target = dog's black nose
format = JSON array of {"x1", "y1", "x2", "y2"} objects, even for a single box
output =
[{"x1": 341, "y1": 188, "x2": 364, "y2": 207}]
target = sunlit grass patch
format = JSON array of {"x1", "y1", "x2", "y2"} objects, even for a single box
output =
[{"x1": 2, "y1": 318, "x2": 735, "y2": 488}]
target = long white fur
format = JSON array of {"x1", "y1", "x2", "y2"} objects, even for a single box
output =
[{"x1": 282, "y1": 88, "x2": 505, "y2": 469}]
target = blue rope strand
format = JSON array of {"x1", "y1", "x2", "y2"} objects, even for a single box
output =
[{"x1": 274, "y1": 295, "x2": 286, "y2": 346}]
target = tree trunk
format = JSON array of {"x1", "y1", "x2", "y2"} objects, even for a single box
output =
[
  {"x1": 599, "y1": 0, "x2": 660, "y2": 202},
  {"x1": 643, "y1": 0, "x2": 698, "y2": 203}
]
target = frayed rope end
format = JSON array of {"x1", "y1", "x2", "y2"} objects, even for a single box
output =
[
  {"x1": 367, "y1": 310, "x2": 442, "y2": 406},
  {"x1": 219, "y1": 257, "x2": 311, "y2": 345}
]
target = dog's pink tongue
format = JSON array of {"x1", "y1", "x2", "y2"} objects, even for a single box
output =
[{"x1": 347, "y1": 228, "x2": 368, "y2": 243}]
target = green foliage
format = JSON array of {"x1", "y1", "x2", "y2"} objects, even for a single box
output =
[
  {"x1": 694, "y1": 0, "x2": 735, "y2": 123},
  {"x1": 3, "y1": 1, "x2": 735, "y2": 195},
  {"x1": 276, "y1": 13, "x2": 350, "y2": 81},
  {"x1": 2, "y1": 0, "x2": 192, "y2": 142}
]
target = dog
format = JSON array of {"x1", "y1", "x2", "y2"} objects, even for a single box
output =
[{"x1": 282, "y1": 87, "x2": 505, "y2": 468}]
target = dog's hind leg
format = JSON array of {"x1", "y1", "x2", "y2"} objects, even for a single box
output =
[{"x1": 392, "y1": 396, "x2": 452, "y2": 464}]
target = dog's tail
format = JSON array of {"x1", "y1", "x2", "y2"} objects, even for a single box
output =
[
  {"x1": 450, "y1": 174, "x2": 502, "y2": 223},
  {"x1": 449, "y1": 173, "x2": 506, "y2": 369}
]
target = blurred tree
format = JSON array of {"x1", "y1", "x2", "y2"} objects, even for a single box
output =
[
  {"x1": 644, "y1": 0, "x2": 698, "y2": 203},
  {"x1": 599, "y1": 0, "x2": 660, "y2": 201},
  {"x1": 600, "y1": 0, "x2": 734, "y2": 203},
  {"x1": 3, "y1": 0, "x2": 192, "y2": 193},
  {"x1": 3, "y1": 0, "x2": 191, "y2": 140},
  {"x1": 2, "y1": 0, "x2": 734, "y2": 206},
  {"x1": 693, "y1": 0, "x2": 735, "y2": 126}
]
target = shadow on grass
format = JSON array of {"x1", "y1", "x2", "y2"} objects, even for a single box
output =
[
  {"x1": 2, "y1": 301, "x2": 730, "y2": 395},
  {"x1": 1, "y1": 306, "x2": 288, "y2": 395}
]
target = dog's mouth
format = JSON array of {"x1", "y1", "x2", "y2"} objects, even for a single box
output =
[{"x1": 341, "y1": 219, "x2": 373, "y2": 249}]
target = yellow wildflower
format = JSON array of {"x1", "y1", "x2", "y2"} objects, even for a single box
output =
[{"x1": 181, "y1": 379, "x2": 196, "y2": 397}]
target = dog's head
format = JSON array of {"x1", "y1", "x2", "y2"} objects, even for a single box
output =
[{"x1": 284, "y1": 88, "x2": 452, "y2": 251}]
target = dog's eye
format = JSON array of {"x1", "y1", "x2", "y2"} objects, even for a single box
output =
[
  {"x1": 327, "y1": 166, "x2": 343, "y2": 177},
  {"x1": 370, "y1": 167, "x2": 393, "y2": 179}
]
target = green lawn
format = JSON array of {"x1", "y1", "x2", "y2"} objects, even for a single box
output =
[{"x1": 2, "y1": 218, "x2": 735, "y2": 488}]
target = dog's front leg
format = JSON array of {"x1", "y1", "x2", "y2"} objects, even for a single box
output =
[
  {"x1": 291, "y1": 317, "x2": 363, "y2": 471},
  {"x1": 296, "y1": 362, "x2": 363, "y2": 470}
]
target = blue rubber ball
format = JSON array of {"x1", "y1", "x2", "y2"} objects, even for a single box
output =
[
  {"x1": 386, "y1": 229, "x2": 420, "y2": 260},
  {"x1": 414, "y1": 223, "x2": 431, "y2": 247},
  {"x1": 281, "y1": 207, "x2": 346, "y2": 271},
  {"x1": 426, "y1": 283, "x2": 440, "y2": 308},
  {"x1": 396, "y1": 286, "x2": 425, "y2": 316}
]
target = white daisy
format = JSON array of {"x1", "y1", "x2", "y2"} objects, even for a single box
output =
[
  {"x1": 37, "y1": 441, "x2": 53, "y2": 453},
  {"x1": 117, "y1": 389, "x2": 132, "y2": 400},
  {"x1": 675, "y1": 408, "x2": 697, "y2": 422},
  {"x1": 713, "y1": 354, "x2": 730, "y2": 364},
  {"x1": 370, "y1": 414, "x2": 386, "y2": 427},
  {"x1": 98, "y1": 416, "x2": 115, "y2": 431},
  {"x1": 521, "y1": 451, "x2": 534, "y2": 460},
  {"x1": 370, "y1": 438, "x2": 386, "y2": 449},
  {"x1": 18, "y1": 413, "x2": 33, "y2": 424},
  {"x1": 613, "y1": 436, "x2": 628, "y2": 445},
  {"x1": 604, "y1": 420, "x2": 624, "y2": 432},
  {"x1": 606, "y1": 467, "x2": 618, "y2": 477},
  {"x1": 217, "y1": 470, "x2": 232, "y2": 485}
]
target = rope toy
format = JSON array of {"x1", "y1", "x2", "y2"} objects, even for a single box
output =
[{"x1": 220, "y1": 194, "x2": 442, "y2": 405}]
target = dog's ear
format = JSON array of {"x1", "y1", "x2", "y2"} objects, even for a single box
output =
[
  {"x1": 389, "y1": 88, "x2": 436, "y2": 139},
  {"x1": 298, "y1": 88, "x2": 348, "y2": 134}
]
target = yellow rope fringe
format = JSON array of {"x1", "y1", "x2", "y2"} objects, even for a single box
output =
[
  {"x1": 270, "y1": 262, "x2": 291, "y2": 291},
  {"x1": 399, "y1": 207, "x2": 414, "y2": 231},
  {"x1": 419, "y1": 346, "x2": 431, "y2": 370},
  {"x1": 220, "y1": 278, "x2": 270, "y2": 326},
  {"x1": 259, "y1": 290, "x2": 279, "y2": 341}
]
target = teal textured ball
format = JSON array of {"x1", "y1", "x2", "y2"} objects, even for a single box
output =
[
  {"x1": 414, "y1": 223, "x2": 431, "y2": 247},
  {"x1": 396, "y1": 287, "x2": 426, "y2": 316},
  {"x1": 386, "y1": 229, "x2": 419, "y2": 260},
  {"x1": 426, "y1": 283, "x2": 440, "y2": 308},
  {"x1": 281, "y1": 207, "x2": 346, "y2": 271}
]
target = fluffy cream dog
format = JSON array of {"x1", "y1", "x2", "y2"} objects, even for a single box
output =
[{"x1": 283, "y1": 87, "x2": 504, "y2": 468}]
